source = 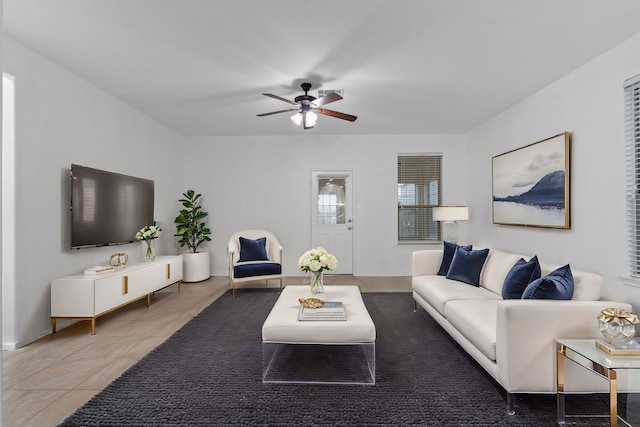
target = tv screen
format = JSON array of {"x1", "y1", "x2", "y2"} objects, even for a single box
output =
[{"x1": 70, "y1": 164, "x2": 154, "y2": 249}]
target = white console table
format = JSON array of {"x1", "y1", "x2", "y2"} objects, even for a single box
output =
[{"x1": 51, "y1": 255, "x2": 183, "y2": 334}]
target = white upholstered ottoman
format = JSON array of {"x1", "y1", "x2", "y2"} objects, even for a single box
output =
[{"x1": 261, "y1": 285, "x2": 376, "y2": 384}]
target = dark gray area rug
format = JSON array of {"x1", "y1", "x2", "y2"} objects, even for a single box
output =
[{"x1": 61, "y1": 289, "x2": 622, "y2": 426}]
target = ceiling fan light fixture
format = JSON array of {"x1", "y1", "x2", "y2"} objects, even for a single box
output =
[
  {"x1": 290, "y1": 112, "x2": 303, "y2": 126},
  {"x1": 305, "y1": 111, "x2": 318, "y2": 128}
]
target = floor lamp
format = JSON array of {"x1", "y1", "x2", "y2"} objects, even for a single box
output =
[{"x1": 433, "y1": 206, "x2": 469, "y2": 244}]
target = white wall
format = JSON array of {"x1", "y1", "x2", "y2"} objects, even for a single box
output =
[
  {"x1": 466, "y1": 33, "x2": 640, "y2": 310},
  {"x1": 13, "y1": 27, "x2": 639, "y2": 348},
  {"x1": 183, "y1": 134, "x2": 467, "y2": 277},
  {"x1": 3, "y1": 38, "x2": 184, "y2": 348},
  {"x1": 2, "y1": 38, "x2": 469, "y2": 347}
]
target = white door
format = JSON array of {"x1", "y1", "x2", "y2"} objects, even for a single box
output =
[{"x1": 311, "y1": 171, "x2": 353, "y2": 274}]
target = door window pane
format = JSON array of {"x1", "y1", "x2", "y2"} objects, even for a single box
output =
[{"x1": 318, "y1": 178, "x2": 346, "y2": 224}]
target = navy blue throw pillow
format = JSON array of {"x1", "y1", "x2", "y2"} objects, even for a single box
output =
[
  {"x1": 238, "y1": 237, "x2": 269, "y2": 262},
  {"x1": 446, "y1": 247, "x2": 490, "y2": 286},
  {"x1": 437, "y1": 241, "x2": 473, "y2": 276},
  {"x1": 502, "y1": 256, "x2": 541, "y2": 299},
  {"x1": 521, "y1": 264, "x2": 574, "y2": 300}
]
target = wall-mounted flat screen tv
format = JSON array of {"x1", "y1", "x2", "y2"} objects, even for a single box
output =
[{"x1": 70, "y1": 164, "x2": 154, "y2": 249}]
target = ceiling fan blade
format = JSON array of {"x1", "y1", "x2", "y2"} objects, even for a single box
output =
[
  {"x1": 262, "y1": 93, "x2": 298, "y2": 106},
  {"x1": 316, "y1": 108, "x2": 358, "y2": 122},
  {"x1": 312, "y1": 92, "x2": 343, "y2": 107},
  {"x1": 257, "y1": 108, "x2": 299, "y2": 117}
]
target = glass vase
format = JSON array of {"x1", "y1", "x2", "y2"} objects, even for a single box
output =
[
  {"x1": 144, "y1": 239, "x2": 155, "y2": 262},
  {"x1": 598, "y1": 308, "x2": 639, "y2": 345},
  {"x1": 310, "y1": 270, "x2": 324, "y2": 294},
  {"x1": 599, "y1": 319, "x2": 637, "y2": 344}
]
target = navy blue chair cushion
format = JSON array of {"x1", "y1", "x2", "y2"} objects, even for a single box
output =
[
  {"x1": 446, "y1": 247, "x2": 490, "y2": 286},
  {"x1": 233, "y1": 262, "x2": 282, "y2": 279},
  {"x1": 437, "y1": 241, "x2": 473, "y2": 276},
  {"x1": 238, "y1": 237, "x2": 269, "y2": 262},
  {"x1": 521, "y1": 264, "x2": 574, "y2": 300},
  {"x1": 502, "y1": 256, "x2": 542, "y2": 299}
]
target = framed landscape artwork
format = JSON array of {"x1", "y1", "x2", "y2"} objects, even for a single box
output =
[{"x1": 492, "y1": 132, "x2": 571, "y2": 228}]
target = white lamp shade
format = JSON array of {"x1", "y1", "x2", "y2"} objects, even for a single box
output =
[
  {"x1": 432, "y1": 206, "x2": 469, "y2": 222},
  {"x1": 305, "y1": 110, "x2": 318, "y2": 127},
  {"x1": 290, "y1": 112, "x2": 303, "y2": 126}
]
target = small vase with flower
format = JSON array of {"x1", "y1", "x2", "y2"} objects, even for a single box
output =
[
  {"x1": 298, "y1": 247, "x2": 338, "y2": 294},
  {"x1": 136, "y1": 223, "x2": 162, "y2": 262}
]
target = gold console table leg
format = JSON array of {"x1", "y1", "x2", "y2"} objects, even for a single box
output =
[
  {"x1": 557, "y1": 344, "x2": 566, "y2": 425},
  {"x1": 609, "y1": 370, "x2": 618, "y2": 427}
]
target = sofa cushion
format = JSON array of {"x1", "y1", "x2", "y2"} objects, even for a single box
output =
[
  {"x1": 412, "y1": 275, "x2": 501, "y2": 316},
  {"x1": 479, "y1": 250, "x2": 527, "y2": 296},
  {"x1": 445, "y1": 300, "x2": 498, "y2": 361},
  {"x1": 446, "y1": 247, "x2": 490, "y2": 286},
  {"x1": 234, "y1": 261, "x2": 281, "y2": 278},
  {"x1": 502, "y1": 256, "x2": 541, "y2": 299},
  {"x1": 522, "y1": 264, "x2": 574, "y2": 300},
  {"x1": 540, "y1": 263, "x2": 603, "y2": 301},
  {"x1": 437, "y1": 241, "x2": 472, "y2": 276},
  {"x1": 238, "y1": 236, "x2": 269, "y2": 262}
]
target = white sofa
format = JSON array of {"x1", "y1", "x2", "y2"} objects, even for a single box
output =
[{"x1": 412, "y1": 248, "x2": 633, "y2": 414}]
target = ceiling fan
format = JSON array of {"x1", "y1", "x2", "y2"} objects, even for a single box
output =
[{"x1": 257, "y1": 82, "x2": 358, "y2": 129}]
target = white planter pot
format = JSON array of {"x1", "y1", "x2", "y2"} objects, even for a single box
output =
[{"x1": 182, "y1": 251, "x2": 211, "y2": 282}]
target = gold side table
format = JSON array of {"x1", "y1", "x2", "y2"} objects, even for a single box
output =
[{"x1": 556, "y1": 339, "x2": 640, "y2": 427}]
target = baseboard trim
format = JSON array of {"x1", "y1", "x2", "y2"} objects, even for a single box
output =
[{"x1": 3, "y1": 327, "x2": 52, "y2": 350}]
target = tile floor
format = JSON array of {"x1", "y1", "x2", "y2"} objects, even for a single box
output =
[{"x1": 2, "y1": 275, "x2": 411, "y2": 427}]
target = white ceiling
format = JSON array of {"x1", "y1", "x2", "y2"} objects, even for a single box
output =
[{"x1": 4, "y1": 0, "x2": 640, "y2": 136}]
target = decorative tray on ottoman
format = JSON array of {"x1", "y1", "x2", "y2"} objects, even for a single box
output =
[{"x1": 298, "y1": 298, "x2": 324, "y2": 309}]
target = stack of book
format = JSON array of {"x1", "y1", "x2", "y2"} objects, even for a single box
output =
[
  {"x1": 595, "y1": 339, "x2": 640, "y2": 356},
  {"x1": 298, "y1": 301, "x2": 347, "y2": 321},
  {"x1": 84, "y1": 265, "x2": 115, "y2": 277}
]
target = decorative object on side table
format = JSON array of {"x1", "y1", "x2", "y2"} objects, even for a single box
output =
[
  {"x1": 136, "y1": 222, "x2": 161, "y2": 262},
  {"x1": 174, "y1": 189, "x2": 212, "y2": 282},
  {"x1": 109, "y1": 252, "x2": 128, "y2": 267},
  {"x1": 595, "y1": 339, "x2": 640, "y2": 356},
  {"x1": 298, "y1": 247, "x2": 338, "y2": 294},
  {"x1": 597, "y1": 307, "x2": 638, "y2": 344}
]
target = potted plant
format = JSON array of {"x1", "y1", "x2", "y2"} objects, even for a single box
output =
[{"x1": 174, "y1": 189, "x2": 212, "y2": 282}]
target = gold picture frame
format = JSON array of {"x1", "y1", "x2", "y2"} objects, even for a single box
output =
[{"x1": 492, "y1": 132, "x2": 571, "y2": 229}]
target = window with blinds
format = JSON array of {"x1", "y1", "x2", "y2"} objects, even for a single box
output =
[
  {"x1": 397, "y1": 154, "x2": 442, "y2": 243},
  {"x1": 625, "y1": 75, "x2": 640, "y2": 277}
]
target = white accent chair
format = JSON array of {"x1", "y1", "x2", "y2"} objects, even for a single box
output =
[{"x1": 228, "y1": 230, "x2": 283, "y2": 298}]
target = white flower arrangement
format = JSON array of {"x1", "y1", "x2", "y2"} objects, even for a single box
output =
[
  {"x1": 298, "y1": 247, "x2": 338, "y2": 273},
  {"x1": 135, "y1": 223, "x2": 162, "y2": 242}
]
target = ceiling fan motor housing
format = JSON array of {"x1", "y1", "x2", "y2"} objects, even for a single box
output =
[
  {"x1": 295, "y1": 96, "x2": 316, "y2": 105},
  {"x1": 295, "y1": 83, "x2": 316, "y2": 104},
  {"x1": 295, "y1": 82, "x2": 316, "y2": 105}
]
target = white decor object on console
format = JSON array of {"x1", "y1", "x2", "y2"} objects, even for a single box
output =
[{"x1": 51, "y1": 255, "x2": 182, "y2": 334}]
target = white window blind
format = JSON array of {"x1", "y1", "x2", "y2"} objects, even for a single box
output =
[
  {"x1": 625, "y1": 75, "x2": 640, "y2": 277},
  {"x1": 397, "y1": 154, "x2": 442, "y2": 242}
]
